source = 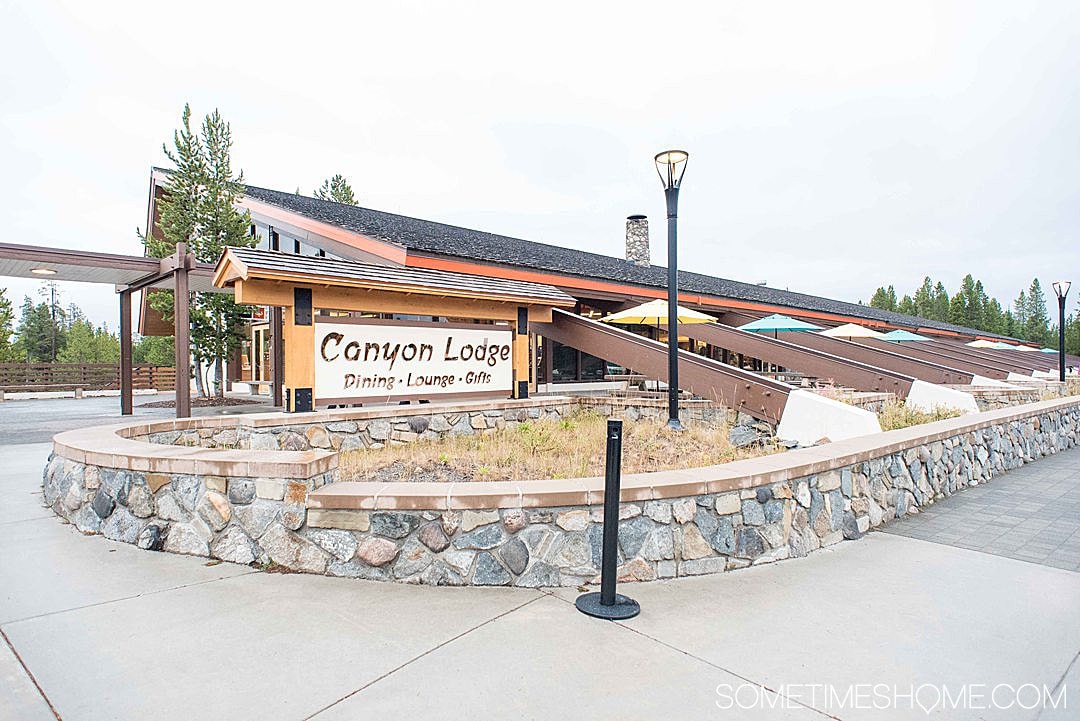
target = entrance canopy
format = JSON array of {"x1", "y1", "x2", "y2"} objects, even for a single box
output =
[
  {"x1": 0, "y1": 242, "x2": 220, "y2": 293},
  {"x1": 214, "y1": 246, "x2": 576, "y2": 412}
]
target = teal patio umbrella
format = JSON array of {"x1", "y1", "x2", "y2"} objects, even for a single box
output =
[
  {"x1": 737, "y1": 314, "x2": 822, "y2": 339},
  {"x1": 881, "y1": 329, "x2": 931, "y2": 342},
  {"x1": 1040, "y1": 347, "x2": 1058, "y2": 354}
]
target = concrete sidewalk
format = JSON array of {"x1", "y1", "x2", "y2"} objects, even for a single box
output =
[{"x1": 2, "y1": 442, "x2": 1078, "y2": 720}]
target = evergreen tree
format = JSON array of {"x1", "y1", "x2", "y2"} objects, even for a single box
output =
[
  {"x1": 913, "y1": 277, "x2": 935, "y2": 319},
  {"x1": 931, "y1": 282, "x2": 950, "y2": 322},
  {"x1": 1023, "y1": 279, "x2": 1052, "y2": 345},
  {"x1": 133, "y1": 336, "x2": 175, "y2": 366},
  {"x1": 948, "y1": 292, "x2": 967, "y2": 326},
  {"x1": 58, "y1": 309, "x2": 119, "y2": 364},
  {"x1": 314, "y1": 174, "x2": 358, "y2": 205},
  {"x1": 14, "y1": 288, "x2": 67, "y2": 363},
  {"x1": 897, "y1": 294, "x2": 917, "y2": 316},
  {"x1": 983, "y1": 298, "x2": 1006, "y2": 335},
  {"x1": 0, "y1": 287, "x2": 15, "y2": 362},
  {"x1": 959, "y1": 275, "x2": 983, "y2": 330},
  {"x1": 141, "y1": 104, "x2": 257, "y2": 398},
  {"x1": 1013, "y1": 290, "x2": 1029, "y2": 334}
]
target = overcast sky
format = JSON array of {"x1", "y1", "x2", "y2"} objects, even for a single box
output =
[{"x1": 1, "y1": 1, "x2": 1078, "y2": 328}]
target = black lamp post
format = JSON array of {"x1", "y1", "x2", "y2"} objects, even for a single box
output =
[
  {"x1": 1053, "y1": 281, "x2": 1071, "y2": 382},
  {"x1": 655, "y1": 149, "x2": 689, "y2": 430}
]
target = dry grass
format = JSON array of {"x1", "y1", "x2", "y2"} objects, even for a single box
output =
[
  {"x1": 877, "y1": 400, "x2": 961, "y2": 431},
  {"x1": 339, "y1": 410, "x2": 779, "y2": 483}
]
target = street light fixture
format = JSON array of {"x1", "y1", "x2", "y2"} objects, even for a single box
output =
[
  {"x1": 1052, "y1": 281, "x2": 1071, "y2": 382},
  {"x1": 655, "y1": 149, "x2": 689, "y2": 430}
]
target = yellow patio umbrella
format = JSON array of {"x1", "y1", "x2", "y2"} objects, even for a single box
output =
[
  {"x1": 819, "y1": 322, "x2": 887, "y2": 339},
  {"x1": 600, "y1": 298, "x2": 716, "y2": 326}
]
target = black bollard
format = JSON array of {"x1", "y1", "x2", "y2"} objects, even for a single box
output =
[{"x1": 575, "y1": 418, "x2": 640, "y2": 620}]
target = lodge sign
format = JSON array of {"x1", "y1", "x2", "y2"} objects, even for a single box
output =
[{"x1": 313, "y1": 319, "x2": 514, "y2": 402}]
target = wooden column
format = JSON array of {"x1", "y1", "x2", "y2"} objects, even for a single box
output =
[
  {"x1": 173, "y1": 244, "x2": 191, "y2": 419},
  {"x1": 513, "y1": 306, "x2": 529, "y2": 398},
  {"x1": 119, "y1": 289, "x2": 133, "y2": 415},
  {"x1": 284, "y1": 288, "x2": 314, "y2": 412},
  {"x1": 270, "y1": 306, "x2": 284, "y2": 407}
]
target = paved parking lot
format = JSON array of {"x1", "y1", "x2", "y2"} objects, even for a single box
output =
[
  {"x1": 0, "y1": 393, "x2": 273, "y2": 444},
  {"x1": 885, "y1": 450, "x2": 1080, "y2": 571}
]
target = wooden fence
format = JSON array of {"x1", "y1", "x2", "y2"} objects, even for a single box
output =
[{"x1": 0, "y1": 364, "x2": 175, "y2": 392}]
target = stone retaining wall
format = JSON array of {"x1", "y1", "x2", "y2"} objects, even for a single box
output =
[{"x1": 43, "y1": 397, "x2": 1080, "y2": 587}]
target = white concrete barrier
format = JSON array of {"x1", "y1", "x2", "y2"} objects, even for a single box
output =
[
  {"x1": 905, "y1": 380, "x2": 980, "y2": 414},
  {"x1": 776, "y1": 389, "x2": 882, "y2": 445}
]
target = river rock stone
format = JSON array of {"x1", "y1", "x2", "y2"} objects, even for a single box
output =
[
  {"x1": 163, "y1": 524, "x2": 210, "y2": 556},
  {"x1": 197, "y1": 491, "x2": 232, "y2": 532},
  {"x1": 234, "y1": 500, "x2": 278, "y2": 538},
  {"x1": 101, "y1": 507, "x2": 141, "y2": 543},
  {"x1": 368, "y1": 419, "x2": 392, "y2": 441},
  {"x1": 418, "y1": 522, "x2": 450, "y2": 552},
  {"x1": 393, "y1": 538, "x2": 434, "y2": 578},
  {"x1": 741, "y1": 500, "x2": 766, "y2": 526},
  {"x1": 461, "y1": 510, "x2": 499, "y2": 532},
  {"x1": 618, "y1": 557, "x2": 656, "y2": 582},
  {"x1": 454, "y1": 523, "x2": 505, "y2": 550},
  {"x1": 516, "y1": 560, "x2": 560, "y2": 587},
  {"x1": 356, "y1": 536, "x2": 399, "y2": 567},
  {"x1": 136, "y1": 523, "x2": 165, "y2": 551},
  {"x1": 473, "y1": 552, "x2": 512, "y2": 585},
  {"x1": 617, "y1": 515, "x2": 654, "y2": 557},
  {"x1": 126, "y1": 484, "x2": 154, "y2": 518},
  {"x1": 212, "y1": 526, "x2": 259, "y2": 564},
  {"x1": 371, "y1": 512, "x2": 421, "y2": 539},
  {"x1": 499, "y1": 537, "x2": 529, "y2": 575},
  {"x1": 261, "y1": 524, "x2": 329, "y2": 573},
  {"x1": 763, "y1": 499, "x2": 785, "y2": 524},
  {"x1": 735, "y1": 527, "x2": 765, "y2": 559},
  {"x1": 73, "y1": 505, "x2": 101, "y2": 534},
  {"x1": 640, "y1": 526, "x2": 675, "y2": 560},
  {"x1": 171, "y1": 475, "x2": 201, "y2": 511},
  {"x1": 305, "y1": 425, "x2": 332, "y2": 449},
  {"x1": 679, "y1": 525, "x2": 714, "y2": 560},
  {"x1": 501, "y1": 509, "x2": 527, "y2": 534},
  {"x1": 228, "y1": 479, "x2": 256, "y2": 505},
  {"x1": 420, "y1": 562, "x2": 464, "y2": 586},
  {"x1": 672, "y1": 498, "x2": 696, "y2": 524},
  {"x1": 644, "y1": 501, "x2": 673, "y2": 524},
  {"x1": 102, "y1": 469, "x2": 132, "y2": 506},
  {"x1": 555, "y1": 509, "x2": 589, "y2": 531},
  {"x1": 306, "y1": 528, "x2": 359, "y2": 562},
  {"x1": 91, "y1": 490, "x2": 115, "y2": 519}
]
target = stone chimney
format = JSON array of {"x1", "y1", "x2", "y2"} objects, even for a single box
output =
[{"x1": 625, "y1": 215, "x2": 650, "y2": 266}]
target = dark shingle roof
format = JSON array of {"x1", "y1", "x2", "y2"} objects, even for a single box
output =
[
  {"x1": 240, "y1": 184, "x2": 1010, "y2": 339},
  {"x1": 224, "y1": 246, "x2": 576, "y2": 306}
]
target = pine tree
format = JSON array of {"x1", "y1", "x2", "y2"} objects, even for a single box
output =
[
  {"x1": 141, "y1": 104, "x2": 257, "y2": 398},
  {"x1": 931, "y1": 282, "x2": 950, "y2": 321},
  {"x1": 14, "y1": 289, "x2": 67, "y2": 363},
  {"x1": 948, "y1": 292, "x2": 967, "y2": 326},
  {"x1": 1024, "y1": 279, "x2": 1052, "y2": 345},
  {"x1": 133, "y1": 336, "x2": 175, "y2": 366},
  {"x1": 898, "y1": 295, "x2": 917, "y2": 316},
  {"x1": 1013, "y1": 290, "x2": 1029, "y2": 335},
  {"x1": 314, "y1": 174, "x2": 358, "y2": 205},
  {"x1": 913, "y1": 277, "x2": 935, "y2": 319}
]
